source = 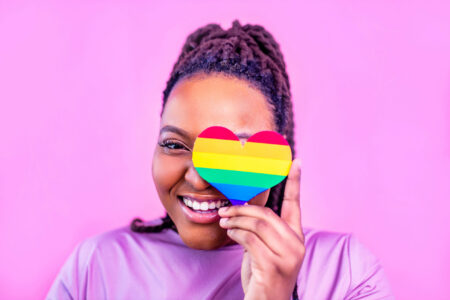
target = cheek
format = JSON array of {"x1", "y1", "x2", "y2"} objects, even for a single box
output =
[
  {"x1": 249, "y1": 189, "x2": 271, "y2": 206},
  {"x1": 151, "y1": 151, "x2": 186, "y2": 197}
]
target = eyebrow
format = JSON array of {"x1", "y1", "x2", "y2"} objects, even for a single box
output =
[
  {"x1": 159, "y1": 125, "x2": 252, "y2": 140},
  {"x1": 159, "y1": 125, "x2": 191, "y2": 139}
]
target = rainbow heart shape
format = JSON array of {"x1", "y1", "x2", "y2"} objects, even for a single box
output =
[{"x1": 192, "y1": 126, "x2": 292, "y2": 205}]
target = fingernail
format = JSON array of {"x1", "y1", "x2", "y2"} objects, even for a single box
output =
[
  {"x1": 219, "y1": 217, "x2": 228, "y2": 226},
  {"x1": 218, "y1": 206, "x2": 229, "y2": 215},
  {"x1": 295, "y1": 159, "x2": 301, "y2": 171}
]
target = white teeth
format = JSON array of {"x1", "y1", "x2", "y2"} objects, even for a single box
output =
[
  {"x1": 182, "y1": 197, "x2": 229, "y2": 211},
  {"x1": 193, "y1": 201, "x2": 200, "y2": 210},
  {"x1": 200, "y1": 202, "x2": 209, "y2": 211}
]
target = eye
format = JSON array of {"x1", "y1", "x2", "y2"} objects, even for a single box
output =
[{"x1": 158, "y1": 139, "x2": 189, "y2": 152}]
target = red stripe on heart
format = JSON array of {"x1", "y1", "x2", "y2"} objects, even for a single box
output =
[
  {"x1": 197, "y1": 126, "x2": 239, "y2": 140},
  {"x1": 247, "y1": 131, "x2": 289, "y2": 145}
]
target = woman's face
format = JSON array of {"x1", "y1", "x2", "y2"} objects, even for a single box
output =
[{"x1": 152, "y1": 73, "x2": 276, "y2": 250}]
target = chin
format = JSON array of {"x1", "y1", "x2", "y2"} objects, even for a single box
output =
[{"x1": 178, "y1": 225, "x2": 230, "y2": 250}]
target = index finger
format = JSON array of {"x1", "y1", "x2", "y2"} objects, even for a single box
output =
[{"x1": 280, "y1": 158, "x2": 304, "y2": 241}]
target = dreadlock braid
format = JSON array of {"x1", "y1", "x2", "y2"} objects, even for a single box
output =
[{"x1": 131, "y1": 19, "x2": 298, "y2": 300}]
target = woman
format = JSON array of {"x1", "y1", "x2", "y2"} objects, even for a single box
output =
[{"x1": 47, "y1": 20, "x2": 394, "y2": 299}]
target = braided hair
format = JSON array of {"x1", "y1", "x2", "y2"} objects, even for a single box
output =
[{"x1": 131, "y1": 19, "x2": 298, "y2": 299}]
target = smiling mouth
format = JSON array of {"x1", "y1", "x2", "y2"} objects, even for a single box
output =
[{"x1": 177, "y1": 196, "x2": 231, "y2": 213}]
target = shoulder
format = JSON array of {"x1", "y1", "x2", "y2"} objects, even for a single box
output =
[
  {"x1": 303, "y1": 227, "x2": 381, "y2": 267},
  {"x1": 78, "y1": 223, "x2": 140, "y2": 252},
  {"x1": 299, "y1": 227, "x2": 394, "y2": 299},
  {"x1": 303, "y1": 226, "x2": 350, "y2": 249},
  {"x1": 45, "y1": 225, "x2": 130, "y2": 299},
  {"x1": 72, "y1": 218, "x2": 179, "y2": 255},
  {"x1": 46, "y1": 219, "x2": 173, "y2": 299},
  {"x1": 57, "y1": 224, "x2": 137, "y2": 264}
]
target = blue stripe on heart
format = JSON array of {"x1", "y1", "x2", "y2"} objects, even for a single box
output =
[{"x1": 208, "y1": 182, "x2": 267, "y2": 202}]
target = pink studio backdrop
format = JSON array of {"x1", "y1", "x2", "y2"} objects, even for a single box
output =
[{"x1": 1, "y1": 1, "x2": 449, "y2": 299}]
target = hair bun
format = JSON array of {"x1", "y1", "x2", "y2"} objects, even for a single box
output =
[
  {"x1": 231, "y1": 19, "x2": 242, "y2": 31},
  {"x1": 182, "y1": 23, "x2": 223, "y2": 54}
]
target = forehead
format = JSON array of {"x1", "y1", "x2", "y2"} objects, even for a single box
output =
[{"x1": 161, "y1": 73, "x2": 275, "y2": 139}]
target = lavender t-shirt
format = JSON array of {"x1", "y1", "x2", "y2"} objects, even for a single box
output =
[{"x1": 46, "y1": 219, "x2": 394, "y2": 299}]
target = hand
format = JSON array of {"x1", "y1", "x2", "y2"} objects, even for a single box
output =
[{"x1": 218, "y1": 158, "x2": 305, "y2": 300}]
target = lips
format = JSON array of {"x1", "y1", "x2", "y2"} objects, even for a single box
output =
[
  {"x1": 177, "y1": 195, "x2": 231, "y2": 224},
  {"x1": 180, "y1": 196, "x2": 230, "y2": 211}
]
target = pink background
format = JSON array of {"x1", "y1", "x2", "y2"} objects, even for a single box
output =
[{"x1": 1, "y1": 1, "x2": 449, "y2": 299}]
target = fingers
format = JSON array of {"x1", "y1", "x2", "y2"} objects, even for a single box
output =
[
  {"x1": 226, "y1": 228, "x2": 277, "y2": 264},
  {"x1": 220, "y1": 216, "x2": 285, "y2": 256},
  {"x1": 224, "y1": 221, "x2": 305, "y2": 279},
  {"x1": 218, "y1": 205, "x2": 301, "y2": 250},
  {"x1": 280, "y1": 158, "x2": 304, "y2": 241}
]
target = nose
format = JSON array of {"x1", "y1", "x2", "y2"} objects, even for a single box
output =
[{"x1": 184, "y1": 161, "x2": 211, "y2": 190}]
